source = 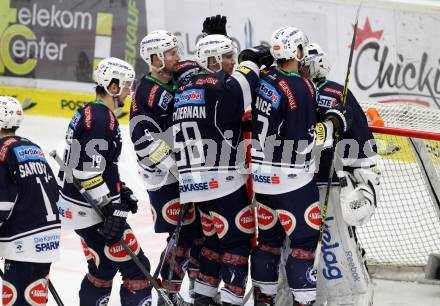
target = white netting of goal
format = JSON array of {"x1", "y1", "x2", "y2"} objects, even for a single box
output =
[{"x1": 356, "y1": 101, "x2": 440, "y2": 266}]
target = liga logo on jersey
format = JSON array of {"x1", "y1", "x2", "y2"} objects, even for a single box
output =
[
  {"x1": 80, "y1": 238, "x2": 100, "y2": 268},
  {"x1": 211, "y1": 211, "x2": 229, "y2": 238},
  {"x1": 200, "y1": 210, "x2": 216, "y2": 236},
  {"x1": 13, "y1": 145, "x2": 45, "y2": 162},
  {"x1": 174, "y1": 89, "x2": 205, "y2": 107},
  {"x1": 257, "y1": 202, "x2": 277, "y2": 230},
  {"x1": 104, "y1": 229, "x2": 140, "y2": 262},
  {"x1": 235, "y1": 206, "x2": 255, "y2": 234},
  {"x1": 162, "y1": 200, "x2": 196, "y2": 226},
  {"x1": 2, "y1": 281, "x2": 17, "y2": 306},
  {"x1": 304, "y1": 202, "x2": 321, "y2": 231},
  {"x1": 24, "y1": 278, "x2": 48, "y2": 306},
  {"x1": 258, "y1": 80, "x2": 281, "y2": 109},
  {"x1": 276, "y1": 209, "x2": 296, "y2": 236},
  {"x1": 158, "y1": 91, "x2": 173, "y2": 111}
]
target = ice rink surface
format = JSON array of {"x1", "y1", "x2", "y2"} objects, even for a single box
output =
[{"x1": 15, "y1": 115, "x2": 440, "y2": 305}]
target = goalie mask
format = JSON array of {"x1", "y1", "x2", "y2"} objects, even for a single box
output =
[
  {"x1": 94, "y1": 57, "x2": 135, "y2": 98},
  {"x1": 0, "y1": 96, "x2": 24, "y2": 131},
  {"x1": 140, "y1": 30, "x2": 179, "y2": 72},
  {"x1": 270, "y1": 27, "x2": 309, "y2": 61},
  {"x1": 302, "y1": 42, "x2": 331, "y2": 80},
  {"x1": 195, "y1": 34, "x2": 237, "y2": 73}
]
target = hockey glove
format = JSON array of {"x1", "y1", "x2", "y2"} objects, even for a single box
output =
[
  {"x1": 238, "y1": 45, "x2": 274, "y2": 68},
  {"x1": 202, "y1": 15, "x2": 227, "y2": 36},
  {"x1": 98, "y1": 201, "x2": 130, "y2": 244},
  {"x1": 120, "y1": 181, "x2": 138, "y2": 214},
  {"x1": 339, "y1": 167, "x2": 381, "y2": 226}
]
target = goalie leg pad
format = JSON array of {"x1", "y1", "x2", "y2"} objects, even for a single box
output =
[{"x1": 315, "y1": 186, "x2": 373, "y2": 306}]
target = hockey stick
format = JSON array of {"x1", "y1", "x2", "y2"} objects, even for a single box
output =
[
  {"x1": 313, "y1": 1, "x2": 363, "y2": 270},
  {"x1": 166, "y1": 202, "x2": 187, "y2": 296},
  {"x1": 49, "y1": 151, "x2": 175, "y2": 306},
  {"x1": 0, "y1": 268, "x2": 64, "y2": 306}
]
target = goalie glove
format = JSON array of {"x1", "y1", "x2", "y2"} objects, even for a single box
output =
[{"x1": 338, "y1": 167, "x2": 381, "y2": 226}]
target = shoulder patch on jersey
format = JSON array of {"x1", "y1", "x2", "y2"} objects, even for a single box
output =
[
  {"x1": 0, "y1": 138, "x2": 18, "y2": 162},
  {"x1": 195, "y1": 76, "x2": 219, "y2": 87},
  {"x1": 318, "y1": 95, "x2": 338, "y2": 109},
  {"x1": 13, "y1": 145, "x2": 46, "y2": 163},
  {"x1": 108, "y1": 109, "x2": 116, "y2": 131},
  {"x1": 303, "y1": 77, "x2": 315, "y2": 98},
  {"x1": 236, "y1": 65, "x2": 251, "y2": 75},
  {"x1": 322, "y1": 87, "x2": 343, "y2": 100},
  {"x1": 158, "y1": 90, "x2": 173, "y2": 110},
  {"x1": 174, "y1": 89, "x2": 205, "y2": 107},
  {"x1": 84, "y1": 105, "x2": 92, "y2": 129},
  {"x1": 70, "y1": 111, "x2": 81, "y2": 129},
  {"x1": 147, "y1": 84, "x2": 160, "y2": 108},
  {"x1": 278, "y1": 79, "x2": 297, "y2": 110},
  {"x1": 258, "y1": 80, "x2": 281, "y2": 109}
]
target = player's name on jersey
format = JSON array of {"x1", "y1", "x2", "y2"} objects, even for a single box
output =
[
  {"x1": 173, "y1": 105, "x2": 206, "y2": 120},
  {"x1": 18, "y1": 161, "x2": 51, "y2": 179}
]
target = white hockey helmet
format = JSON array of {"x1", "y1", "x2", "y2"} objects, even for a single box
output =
[
  {"x1": 270, "y1": 27, "x2": 309, "y2": 61},
  {"x1": 140, "y1": 30, "x2": 179, "y2": 71},
  {"x1": 195, "y1": 34, "x2": 236, "y2": 73},
  {"x1": 303, "y1": 42, "x2": 331, "y2": 79},
  {"x1": 94, "y1": 57, "x2": 135, "y2": 97},
  {"x1": 0, "y1": 96, "x2": 24, "y2": 130}
]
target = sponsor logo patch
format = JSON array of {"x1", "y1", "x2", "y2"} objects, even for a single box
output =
[
  {"x1": 235, "y1": 206, "x2": 255, "y2": 234},
  {"x1": 69, "y1": 112, "x2": 81, "y2": 129},
  {"x1": 200, "y1": 210, "x2": 215, "y2": 236},
  {"x1": 13, "y1": 145, "x2": 45, "y2": 163},
  {"x1": 318, "y1": 95, "x2": 337, "y2": 109},
  {"x1": 0, "y1": 138, "x2": 18, "y2": 162},
  {"x1": 252, "y1": 174, "x2": 280, "y2": 184},
  {"x1": 211, "y1": 211, "x2": 229, "y2": 238},
  {"x1": 80, "y1": 238, "x2": 100, "y2": 268},
  {"x1": 174, "y1": 89, "x2": 205, "y2": 107},
  {"x1": 258, "y1": 80, "x2": 281, "y2": 109},
  {"x1": 278, "y1": 79, "x2": 297, "y2": 110},
  {"x1": 162, "y1": 200, "x2": 196, "y2": 225},
  {"x1": 2, "y1": 281, "x2": 17, "y2": 306},
  {"x1": 104, "y1": 229, "x2": 140, "y2": 262},
  {"x1": 257, "y1": 202, "x2": 277, "y2": 230},
  {"x1": 276, "y1": 209, "x2": 296, "y2": 236},
  {"x1": 34, "y1": 234, "x2": 60, "y2": 253},
  {"x1": 24, "y1": 278, "x2": 48, "y2": 305},
  {"x1": 304, "y1": 202, "x2": 321, "y2": 230},
  {"x1": 148, "y1": 84, "x2": 160, "y2": 108}
]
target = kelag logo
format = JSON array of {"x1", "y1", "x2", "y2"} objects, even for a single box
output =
[
  {"x1": 0, "y1": 0, "x2": 147, "y2": 82},
  {"x1": 353, "y1": 17, "x2": 440, "y2": 108}
]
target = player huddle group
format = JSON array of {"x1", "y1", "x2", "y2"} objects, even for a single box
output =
[{"x1": 0, "y1": 15, "x2": 381, "y2": 306}]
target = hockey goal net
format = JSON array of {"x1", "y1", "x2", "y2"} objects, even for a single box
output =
[{"x1": 357, "y1": 102, "x2": 440, "y2": 267}]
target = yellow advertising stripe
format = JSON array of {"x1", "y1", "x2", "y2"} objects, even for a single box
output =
[
  {"x1": 80, "y1": 175, "x2": 104, "y2": 190},
  {"x1": 0, "y1": 86, "x2": 132, "y2": 123}
]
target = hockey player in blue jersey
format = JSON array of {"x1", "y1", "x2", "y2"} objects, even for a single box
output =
[
  {"x1": 131, "y1": 30, "x2": 204, "y2": 304},
  {"x1": 0, "y1": 96, "x2": 61, "y2": 306},
  {"x1": 250, "y1": 28, "x2": 351, "y2": 306},
  {"x1": 172, "y1": 33, "x2": 273, "y2": 305},
  {"x1": 301, "y1": 43, "x2": 380, "y2": 306},
  {"x1": 57, "y1": 58, "x2": 153, "y2": 306}
]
